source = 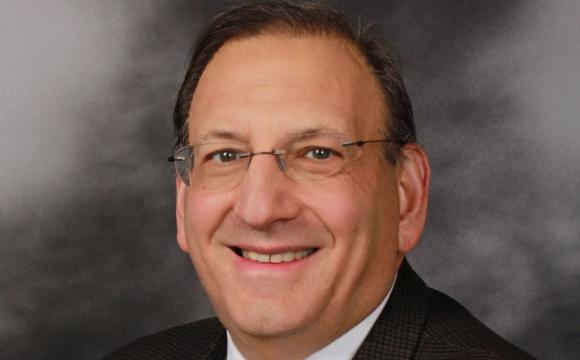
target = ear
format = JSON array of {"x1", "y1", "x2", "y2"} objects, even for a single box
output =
[
  {"x1": 397, "y1": 144, "x2": 430, "y2": 254},
  {"x1": 176, "y1": 176, "x2": 190, "y2": 253}
]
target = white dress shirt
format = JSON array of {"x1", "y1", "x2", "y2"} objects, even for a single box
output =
[{"x1": 227, "y1": 273, "x2": 397, "y2": 360}]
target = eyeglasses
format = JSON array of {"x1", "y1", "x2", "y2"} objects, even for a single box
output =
[{"x1": 169, "y1": 133, "x2": 406, "y2": 190}]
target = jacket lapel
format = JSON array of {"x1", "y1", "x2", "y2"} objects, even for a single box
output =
[
  {"x1": 352, "y1": 258, "x2": 429, "y2": 360},
  {"x1": 202, "y1": 321, "x2": 227, "y2": 360}
]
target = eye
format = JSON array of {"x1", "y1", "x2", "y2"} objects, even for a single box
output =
[
  {"x1": 304, "y1": 148, "x2": 336, "y2": 160},
  {"x1": 209, "y1": 149, "x2": 242, "y2": 163}
]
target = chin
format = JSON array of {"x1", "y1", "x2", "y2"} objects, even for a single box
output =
[{"x1": 220, "y1": 297, "x2": 320, "y2": 338}]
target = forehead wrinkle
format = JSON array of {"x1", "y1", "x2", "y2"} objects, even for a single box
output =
[
  {"x1": 195, "y1": 79, "x2": 360, "y2": 112},
  {"x1": 190, "y1": 86, "x2": 360, "y2": 138},
  {"x1": 196, "y1": 98, "x2": 358, "y2": 123},
  {"x1": 190, "y1": 34, "x2": 385, "y2": 140},
  {"x1": 192, "y1": 81, "x2": 368, "y2": 137}
]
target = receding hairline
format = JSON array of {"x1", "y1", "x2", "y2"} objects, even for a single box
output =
[{"x1": 219, "y1": 22, "x2": 384, "y2": 87}]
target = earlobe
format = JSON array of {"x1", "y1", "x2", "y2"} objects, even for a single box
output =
[
  {"x1": 176, "y1": 177, "x2": 190, "y2": 253},
  {"x1": 397, "y1": 144, "x2": 430, "y2": 254}
]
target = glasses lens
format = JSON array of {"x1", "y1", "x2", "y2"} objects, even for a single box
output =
[
  {"x1": 283, "y1": 133, "x2": 355, "y2": 181},
  {"x1": 191, "y1": 142, "x2": 250, "y2": 190}
]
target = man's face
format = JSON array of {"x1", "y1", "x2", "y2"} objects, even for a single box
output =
[{"x1": 176, "y1": 34, "x2": 405, "y2": 343}]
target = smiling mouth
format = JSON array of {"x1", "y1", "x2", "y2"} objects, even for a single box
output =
[{"x1": 231, "y1": 247, "x2": 317, "y2": 264}]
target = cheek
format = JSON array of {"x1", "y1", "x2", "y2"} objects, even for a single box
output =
[
  {"x1": 182, "y1": 190, "x2": 235, "y2": 298},
  {"x1": 302, "y1": 166, "x2": 400, "y2": 249},
  {"x1": 301, "y1": 179, "x2": 372, "y2": 242},
  {"x1": 183, "y1": 190, "x2": 234, "y2": 248}
]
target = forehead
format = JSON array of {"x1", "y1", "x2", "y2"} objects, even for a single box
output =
[{"x1": 188, "y1": 34, "x2": 386, "y2": 141}]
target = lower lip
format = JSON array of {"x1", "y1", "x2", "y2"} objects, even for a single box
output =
[{"x1": 231, "y1": 249, "x2": 316, "y2": 272}]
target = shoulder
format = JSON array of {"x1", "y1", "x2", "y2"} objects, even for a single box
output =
[
  {"x1": 417, "y1": 288, "x2": 536, "y2": 360},
  {"x1": 102, "y1": 317, "x2": 226, "y2": 360},
  {"x1": 354, "y1": 259, "x2": 537, "y2": 360}
]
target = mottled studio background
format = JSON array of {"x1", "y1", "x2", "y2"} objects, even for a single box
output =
[{"x1": 1, "y1": 1, "x2": 578, "y2": 359}]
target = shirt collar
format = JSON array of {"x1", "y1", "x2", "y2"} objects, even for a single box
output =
[{"x1": 227, "y1": 272, "x2": 397, "y2": 360}]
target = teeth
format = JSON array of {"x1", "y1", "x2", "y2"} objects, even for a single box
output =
[
  {"x1": 257, "y1": 253, "x2": 270, "y2": 263},
  {"x1": 282, "y1": 251, "x2": 295, "y2": 262},
  {"x1": 270, "y1": 254, "x2": 283, "y2": 263},
  {"x1": 241, "y1": 249, "x2": 314, "y2": 263}
]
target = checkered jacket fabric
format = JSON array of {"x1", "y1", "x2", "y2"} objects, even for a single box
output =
[{"x1": 103, "y1": 259, "x2": 536, "y2": 359}]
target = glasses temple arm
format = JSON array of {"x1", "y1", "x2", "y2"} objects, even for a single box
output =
[{"x1": 342, "y1": 138, "x2": 408, "y2": 147}]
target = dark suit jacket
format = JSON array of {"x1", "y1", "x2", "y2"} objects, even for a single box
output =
[{"x1": 104, "y1": 259, "x2": 536, "y2": 359}]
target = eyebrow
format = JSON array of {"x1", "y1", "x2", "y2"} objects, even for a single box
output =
[
  {"x1": 198, "y1": 129, "x2": 245, "y2": 143},
  {"x1": 288, "y1": 127, "x2": 334, "y2": 137},
  {"x1": 197, "y1": 126, "x2": 348, "y2": 143}
]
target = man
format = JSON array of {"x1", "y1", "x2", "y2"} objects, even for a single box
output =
[{"x1": 105, "y1": 1, "x2": 535, "y2": 359}]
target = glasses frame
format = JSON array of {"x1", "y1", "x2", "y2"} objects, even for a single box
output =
[{"x1": 168, "y1": 135, "x2": 408, "y2": 188}]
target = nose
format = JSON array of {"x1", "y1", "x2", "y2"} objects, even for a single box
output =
[{"x1": 233, "y1": 153, "x2": 300, "y2": 230}]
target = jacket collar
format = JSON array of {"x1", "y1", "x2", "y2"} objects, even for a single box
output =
[{"x1": 352, "y1": 258, "x2": 429, "y2": 360}]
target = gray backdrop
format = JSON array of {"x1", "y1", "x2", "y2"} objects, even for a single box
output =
[{"x1": 1, "y1": 1, "x2": 578, "y2": 359}]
